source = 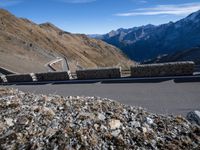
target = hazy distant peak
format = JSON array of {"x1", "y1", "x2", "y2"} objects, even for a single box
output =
[
  {"x1": 184, "y1": 9, "x2": 200, "y2": 21},
  {"x1": 175, "y1": 9, "x2": 200, "y2": 24},
  {"x1": 97, "y1": 9, "x2": 200, "y2": 62},
  {"x1": 108, "y1": 30, "x2": 119, "y2": 37},
  {"x1": 142, "y1": 24, "x2": 156, "y2": 29}
]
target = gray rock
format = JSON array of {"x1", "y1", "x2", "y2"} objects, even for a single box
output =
[
  {"x1": 111, "y1": 129, "x2": 121, "y2": 137},
  {"x1": 0, "y1": 87, "x2": 199, "y2": 150},
  {"x1": 187, "y1": 110, "x2": 200, "y2": 125},
  {"x1": 130, "y1": 121, "x2": 141, "y2": 128},
  {"x1": 146, "y1": 117, "x2": 154, "y2": 125},
  {"x1": 97, "y1": 113, "x2": 106, "y2": 121},
  {"x1": 4, "y1": 118, "x2": 14, "y2": 127}
]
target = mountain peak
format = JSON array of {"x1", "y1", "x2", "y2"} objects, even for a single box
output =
[
  {"x1": 39, "y1": 22, "x2": 63, "y2": 33},
  {"x1": 40, "y1": 22, "x2": 59, "y2": 29},
  {"x1": 98, "y1": 9, "x2": 200, "y2": 61},
  {"x1": 108, "y1": 30, "x2": 119, "y2": 37},
  {"x1": 143, "y1": 24, "x2": 155, "y2": 28},
  {"x1": 0, "y1": 8, "x2": 10, "y2": 14},
  {"x1": 182, "y1": 9, "x2": 200, "y2": 22},
  {"x1": 0, "y1": 9, "x2": 13, "y2": 17}
]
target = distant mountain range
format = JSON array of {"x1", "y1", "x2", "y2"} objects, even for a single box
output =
[
  {"x1": 92, "y1": 10, "x2": 200, "y2": 63},
  {"x1": 0, "y1": 9, "x2": 133, "y2": 73}
]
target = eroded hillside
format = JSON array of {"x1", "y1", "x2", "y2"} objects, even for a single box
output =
[{"x1": 0, "y1": 9, "x2": 134, "y2": 73}]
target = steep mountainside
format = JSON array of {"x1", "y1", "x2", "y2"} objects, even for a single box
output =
[
  {"x1": 0, "y1": 9, "x2": 134, "y2": 73},
  {"x1": 143, "y1": 47, "x2": 200, "y2": 65},
  {"x1": 96, "y1": 10, "x2": 200, "y2": 62}
]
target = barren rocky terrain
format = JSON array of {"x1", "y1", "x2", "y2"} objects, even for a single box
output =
[
  {"x1": 0, "y1": 9, "x2": 133, "y2": 73},
  {"x1": 0, "y1": 87, "x2": 199, "y2": 149}
]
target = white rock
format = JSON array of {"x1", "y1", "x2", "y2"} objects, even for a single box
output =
[
  {"x1": 142, "y1": 127, "x2": 147, "y2": 133},
  {"x1": 5, "y1": 118, "x2": 14, "y2": 127},
  {"x1": 109, "y1": 119, "x2": 121, "y2": 129},
  {"x1": 98, "y1": 113, "x2": 106, "y2": 121},
  {"x1": 146, "y1": 117, "x2": 154, "y2": 125},
  {"x1": 111, "y1": 129, "x2": 121, "y2": 137},
  {"x1": 94, "y1": 124, "x2": 99, "y2": 130},
  {"x1": 130, "y1": 121, "x2": 141, "y2": 128}
]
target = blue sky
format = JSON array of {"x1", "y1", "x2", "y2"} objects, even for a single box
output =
[{"x1": 1, "y1": 0, "x2": 200, "y2": 34}]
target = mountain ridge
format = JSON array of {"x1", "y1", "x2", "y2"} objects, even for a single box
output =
[
  {"x1": 143, "y1": 47, "x2": 200, "y2": 65},
  {"x1": 0, "y1": 9, "x2": 134, "y2": 73},
  {"x1": 93, "y1": 10, "x2": 200, "y2": 62}
]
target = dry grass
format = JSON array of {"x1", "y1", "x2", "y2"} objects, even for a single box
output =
[{"x1": 0, "y1": 9, "x2": 134, "y2": 73}]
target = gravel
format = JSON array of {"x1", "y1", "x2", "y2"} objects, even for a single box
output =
[{"x1": 0, "y1": 87, "x2": 200, "y2": 149}]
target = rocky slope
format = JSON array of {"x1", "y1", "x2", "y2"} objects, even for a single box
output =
[
  {"x1": 0, "y1": 87, "x2": 200, "y2": 149},
  {"x1": 95, "y1": 10, "x2": 200, "y2": 62},
  {"x1": 0, "y1": 9, "x2": 133, "y2": 73},
  {"x1": 143, "y1": 47, "x2": 200, "y2": 65}
]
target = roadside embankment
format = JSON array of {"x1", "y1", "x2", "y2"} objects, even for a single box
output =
[{"x1": 0, "y1": 87, "x2": 199, "y2": 149}]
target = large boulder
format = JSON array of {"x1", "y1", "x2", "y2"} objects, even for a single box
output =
[{"x1": 187, "y1": 110, "x2": 200, "y2": 125}]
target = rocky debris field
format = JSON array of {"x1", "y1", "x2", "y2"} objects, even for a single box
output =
[{"x1": 0, "y1": 87, "x2": 199, "y2": 150}]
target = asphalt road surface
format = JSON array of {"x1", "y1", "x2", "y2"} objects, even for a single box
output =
[{"x1": 4, "y1": 80, "x2": 200, "y2": 116}]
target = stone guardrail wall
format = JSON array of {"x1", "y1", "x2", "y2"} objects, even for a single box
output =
[
  {"x1": 0, "y1": 62, "x2": 195, "y2": 83},
  {"x1": 35, "y1": 72, "x2": 70, "y2": 81},
  {"x1": 0, "y1": 76, "x2": 3, "y2": 83},
  {"x1": 76, "y1": 68, "x2": 121, "y2": 80},
  {"x1": 6, "y1": 74, "x2": 33, "y2": 83},
  {"x1": 0, "y1": 72, "x2": 70, "y2": 83},
  {"x1": 130, "y1": 61, "x2": 195, "y2": 77}
]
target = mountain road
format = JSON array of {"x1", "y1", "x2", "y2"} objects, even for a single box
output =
[{"x1": 4, "y1": 79, "x2": 200, "y2": 116}]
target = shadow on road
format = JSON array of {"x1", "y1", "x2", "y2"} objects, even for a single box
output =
[
  {"x1": 101, "y1": 78, "x2": 171, "y2": 84},
  {"x1": 174, "y1": 76, "x2": 200, "y2": 83}
]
